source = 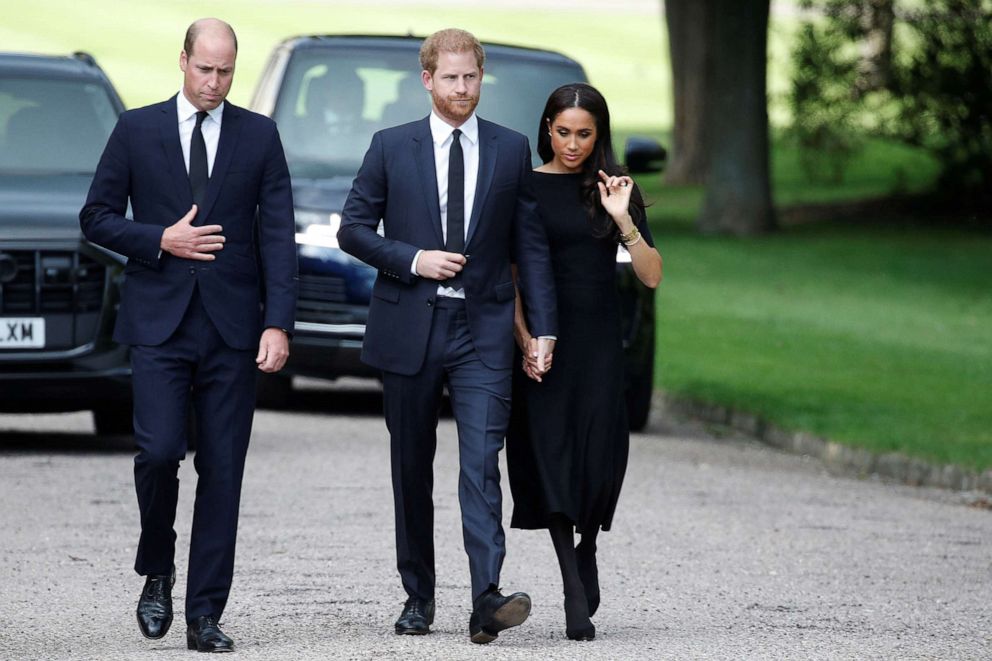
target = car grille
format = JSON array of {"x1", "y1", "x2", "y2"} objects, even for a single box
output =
[
  {"x1": 0, "y1": 249, "x2": 106, "y2": 314},
  {"x1": 296, "y1": 273, "x2": 352, "y2": 324}
]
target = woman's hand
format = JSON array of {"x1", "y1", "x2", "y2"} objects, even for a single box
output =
[
  {"x1": 597, "y1": 169, "x2": 634, "y2": 224},
  {"x1": 521, "y1": 337, "x2": 554, "y2": 382}
]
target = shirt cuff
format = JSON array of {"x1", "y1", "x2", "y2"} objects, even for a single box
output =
[
  {"x1": 537, "y1": 335, "x2": 557, "y2": 341},
  {"x1": 411, "y1": 249, "x2": 423, "y2": 275}
]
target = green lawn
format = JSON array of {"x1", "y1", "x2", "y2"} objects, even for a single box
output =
[
  {"x1": 634, "y1": 143, "x2": 992, "y2": 471},
  {"x1": 9, "y1": 1, "x2": 988, "y2": 471}
]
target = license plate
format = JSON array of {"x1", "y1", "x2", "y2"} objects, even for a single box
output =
[{"x1": 0, "y1": 317, "x2": 45, "y2": 349}]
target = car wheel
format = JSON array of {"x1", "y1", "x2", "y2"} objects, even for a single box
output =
[
  {"x1": 625, "y1": 371, "x2": 653, "y2": 432},
  {"x1": 93, "y1": 405, "x2": 134, "y2": 436},
  {"x1": 256, "y1": 373, "x2": 292, "y2": 409}
]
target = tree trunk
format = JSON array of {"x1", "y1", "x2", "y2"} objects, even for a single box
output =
[
  {"x1": 664, "y1": 0, "x2": 710, "y2": 185},
  {"x1": 697, "y1": 0, "x2": 776, "y2": 235}
]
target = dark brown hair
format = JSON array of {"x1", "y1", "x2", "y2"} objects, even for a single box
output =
[{"x1": 537, "y1": 83, "x2": 644, "y2": 240}]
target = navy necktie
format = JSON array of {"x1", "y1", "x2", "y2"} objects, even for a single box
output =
[
  {"x1": 189, "y1": 111, "x2": 209, "y2": 209},
  {"x1": 445, "y1": 128, "x2": 464, "y2": 288}
]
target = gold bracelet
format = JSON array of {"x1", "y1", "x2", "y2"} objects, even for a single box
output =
[
  {"x1": 621, "y1": 227, "x2": 640, "y2": 244},
  {"x1": 624, "y1": 233, "x2": 642, "y2": 248}
]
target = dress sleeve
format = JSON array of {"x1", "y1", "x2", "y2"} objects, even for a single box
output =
[{"x1": 629, "y1": 182, "x2": 655, "y2": 248}]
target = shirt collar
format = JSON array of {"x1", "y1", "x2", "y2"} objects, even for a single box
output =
[
  {"x1": 429, "y1": 111, "x2": 478, "y2": 147},
  {"x1": 177, "y1": 90, "x2": 224, "y2": 126}
]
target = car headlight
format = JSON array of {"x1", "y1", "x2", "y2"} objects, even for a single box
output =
[{"x1": 295, "y1": 210, "x2": 342, "y2": 248}]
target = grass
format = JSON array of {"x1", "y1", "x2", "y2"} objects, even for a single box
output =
[
  {"x1": 8, "y1": 1, "x2": 988, "y2": 470},
  {"x1": 633, "y1": 149, "x2": 992, "y2": 471}
]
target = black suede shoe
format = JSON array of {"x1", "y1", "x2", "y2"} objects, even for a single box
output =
[
  {"x1": 394, "y1": 597, "x2": 435, "y2": 635},
  {"x1": 136, "y1": 566, "x2": 175, "y2": 639},
  {"x1": 186, "y1": 616, "x2": 234, "y2": 653},
  {"x1": 469, "y1": 587, "x2": 532, "y2": 644}
]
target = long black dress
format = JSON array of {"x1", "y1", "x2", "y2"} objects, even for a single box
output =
[{"x1": 507, "y1": 171, "x2": 654, "y2": 534}]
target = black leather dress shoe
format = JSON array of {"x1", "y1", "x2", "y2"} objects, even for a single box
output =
[
  {"x1": 394, "y1": 597, "x2": 435, "y2": 635},
  {"x1": 136, "y1": 566, "x2": 175, "y2": 639},
  {"x1": 186, "y1": 616, "x2": 234, "y2": 653},
  {"x1": 469, "y1": 587, "x2": 532, "y2": 644}
]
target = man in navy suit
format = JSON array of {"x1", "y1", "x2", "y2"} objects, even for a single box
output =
[
  {"x1": 79, "y1": 18, "x2": 296, "y2": 652},
  {"x1": 338, "y1": 28, "x2": 557, "y2": 644}
]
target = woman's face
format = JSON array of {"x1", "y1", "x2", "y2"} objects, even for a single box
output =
[{"x1": 548, "y1": 107, "x2": 597, "y2": 172}]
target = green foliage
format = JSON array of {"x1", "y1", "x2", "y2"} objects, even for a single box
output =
[
  {"x1": 791, "y1": 0, "x2": 992, "y2": 205},
  {"x1": 788, "y1": 20, "x2": 864, "y2": 183},
  {"x1": 894, "y1": 0, "x2": 992, "y2": 197}
]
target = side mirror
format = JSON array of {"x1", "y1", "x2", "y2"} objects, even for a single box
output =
[{"x1": 624, "y1": 138, "x2": 667, "y2": 174}]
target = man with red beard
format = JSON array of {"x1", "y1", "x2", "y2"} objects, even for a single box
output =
[{"x1": 338, "y1": 28, "x2": 557, "y2": 644}]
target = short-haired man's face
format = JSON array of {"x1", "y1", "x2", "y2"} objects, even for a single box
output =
[
  {"x1": 421, "y1": 50, "x2": 482, "y2": 126},
  {"x1": 180, "y1": 31, "x2": 237, "y2": 111}
]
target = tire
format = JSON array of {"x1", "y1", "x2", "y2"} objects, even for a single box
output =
[
  {"x1": 625, "y1": 369, "x2": 653, "y2": 432},
  {"x1": 256, "y1": 373, "x2": 292, "y2": 409},
  {"x1": 92, "y1": 404, "x2": 134, "y2": 436}
]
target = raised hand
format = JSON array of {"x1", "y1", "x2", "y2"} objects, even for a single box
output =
[
  {"x1": 160, "y1": 205, "x2": 225, "y2": 260},
  {"x1": 596, "y1": 170, "x2": 634, "y2": 221},
  {"x1": 416, "y1": 250, "x2": 467, "y2": 281}
]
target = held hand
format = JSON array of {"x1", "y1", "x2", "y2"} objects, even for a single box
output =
[
  {"x1": 535, "y1": 337, "x2": 555, "y2": 374},
  {"x1": 256, "y1": 328, "x2": 290, "y2": 373},
  {"x1": 160, "y1": 205, "x2": 225, "y2": 261},
  {"x1": 596, "y1": 170, "x2": 634, "y2": 222},
  {"x1": 416, "y1": 250, "x2": 466, "y2": 281}
]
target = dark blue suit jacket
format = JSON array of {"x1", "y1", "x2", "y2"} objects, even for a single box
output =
[
  {"x1": 80, "y1": 96, "x2": 297, "y2": 350},
  {"x1": 337, "y1": 116, "x2": 557, "y2": 375}
]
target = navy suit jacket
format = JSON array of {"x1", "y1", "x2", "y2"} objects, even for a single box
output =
[
  {"x1": 80, "y1": 96, "x2": 297, "y2": 351},
  {"x1": 337, "y1": 116, "x2": 557, "y2": 376}
]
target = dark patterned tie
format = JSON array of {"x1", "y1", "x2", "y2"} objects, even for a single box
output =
[
  {"x1": 189, "y1": 110, "x2": 209, "y2": 209},
  {"x1": 445, "y1": 128, "x2": 464, "y2": 288}
]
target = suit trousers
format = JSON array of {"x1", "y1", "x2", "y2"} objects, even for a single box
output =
[
  {"x1": 382, "y1": 297, "x2": 512, "y2": 602},
  {"x1": 130, "y1": 286, "x2": 257, "y2": 623}
]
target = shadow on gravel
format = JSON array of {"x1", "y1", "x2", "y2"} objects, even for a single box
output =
[{"x1": 0, "y1": 431, "x2": 135, "y2": 454}]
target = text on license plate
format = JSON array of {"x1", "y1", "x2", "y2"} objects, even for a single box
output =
[{"x1": 0, "y1": 318, "x2": 45, "y2": 348}]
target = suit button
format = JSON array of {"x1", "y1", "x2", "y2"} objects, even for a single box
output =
[
  {"x1": 427, "y1": 299, "x2": 433, "y2": 307},
  {"x1": 189, "y1": 267, "x2": 196, "y2": 275}
]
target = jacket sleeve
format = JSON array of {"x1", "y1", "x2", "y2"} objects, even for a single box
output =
[
  {"x1": 78, "y1": 114, "x2": 164, "y2": 268},
  {"x1": 256, "y1": 124, "x2": 299, "y2": 332},
  {"x1": 512, "y1": 137, "x2": 558, "y2": 338},
  {"x1": 337, "y1": 131, "x2": 420, "y2": 284}
]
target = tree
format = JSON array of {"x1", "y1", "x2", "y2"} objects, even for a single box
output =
[
  {"x1": 696, "y1": 0, "x2": 776, "y2": 235},
  {"x1": 663, "y1": 0, "x2": 710, "y2": 185}
]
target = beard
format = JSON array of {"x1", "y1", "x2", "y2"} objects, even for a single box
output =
[{"x1": 431, "y1": 89, "x2": 479, "y2": 124}]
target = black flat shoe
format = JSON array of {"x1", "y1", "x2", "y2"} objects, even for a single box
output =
[
  {"x1": 186, "y1": 616, "x2": 234, "y2": 653},
  {"x1": 394, "y1": 597, "x2": 435, "y2": 635},
  {"x1": 136, "y1": 566, "x2": 175, "y2": 639},
  {"x1": 469, "y1": 587, "x2": 532, "y2": 644}
]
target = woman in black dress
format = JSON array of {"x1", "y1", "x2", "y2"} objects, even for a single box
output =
[{"x1": 507, "y1": 83, "x2": 662, "y2": 641}]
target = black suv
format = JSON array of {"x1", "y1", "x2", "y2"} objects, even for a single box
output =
[
  {"x1": 250, "y1": 35, "x2": 663, "y2": 429},
  {"x1": 0, "y1": 52, "x2": 132, "y2": 434}
]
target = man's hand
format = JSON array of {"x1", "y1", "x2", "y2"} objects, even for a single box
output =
[
  {"x1": 416, "y1": 250, "x2": 466, "y2": 281},
  {"x1": 256, "y1": 328, "x2": 290, "y2": 373},
  {"x1": 160, "y1": 205, "x2": 225, "y2": 260},
  {"x1": 536, "y1": 337, "x2": 555, "y2": 374}
]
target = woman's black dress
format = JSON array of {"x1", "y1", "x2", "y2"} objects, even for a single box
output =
[{"x1": 507, "y1": 171, "x2": 654, "y2": 534}]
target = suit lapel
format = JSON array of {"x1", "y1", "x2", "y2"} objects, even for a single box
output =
[
  {"x1": 197, "y1": 102, "x2": 243, "y2": 224},
  {"x1": 412, "y1": 118, "x2": 444, "y2": 247},
  {"x1": 466, "y1": 119, "x2": 498, "y2": 249},
  {"x1": 158, "y1": 96, "x2": 193, "y2": 209}
]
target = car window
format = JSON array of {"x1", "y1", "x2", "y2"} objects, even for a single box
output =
[
  {"x1": 273, "y1": 46, "x2": 585, "y2": 179},
  {"x1": 0, "y1": 77, "x2": 119, "y2": 175}
]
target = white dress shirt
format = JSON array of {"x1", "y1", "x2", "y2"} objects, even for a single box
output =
[
  {"x1": 177, "y1": 90, "x2": 223, "y2": 177},
  {"x1": 411, "y1": 112, "x2": 480, "y2": 298}
]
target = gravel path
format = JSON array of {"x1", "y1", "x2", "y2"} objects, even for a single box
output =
[{"x1": 1, "y1": 390, "x2": 990, "y2": 660}]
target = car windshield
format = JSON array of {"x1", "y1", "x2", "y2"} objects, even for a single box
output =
[
  {"x1": 273, "y1": 46, "x2": 585, "y2": 179},
  {"x1": 0, "y1": 77, "x2": 119, "y2": 175}
]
